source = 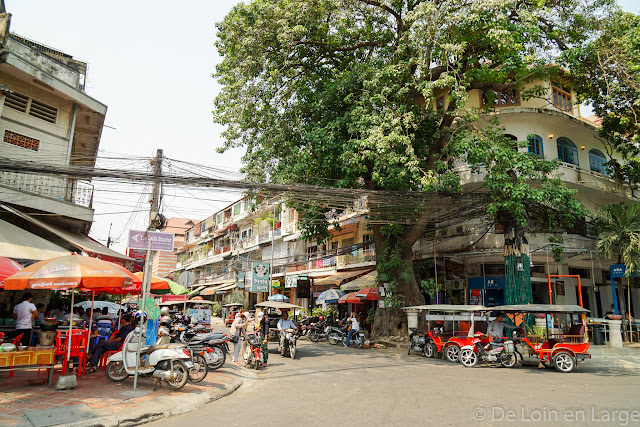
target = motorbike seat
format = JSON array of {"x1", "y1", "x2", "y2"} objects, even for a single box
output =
[{"x1": 142, "y1": 343, "x2": 185, "y2": 355}]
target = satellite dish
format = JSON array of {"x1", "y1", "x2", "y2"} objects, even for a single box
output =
[{"x1": 179, "y1": 271, "x2": 195, "y2": 288}]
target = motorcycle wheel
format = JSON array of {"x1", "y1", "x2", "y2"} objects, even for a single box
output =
[
  {"x1": 355, "y1": 336, "x2": 363, "y2": 349},
  {"x1": 309, "y1": 332, "x2": 320, "y2": 342},
  {"x1": 255, "y1": 351, "x2": 261, "y2": 370},
  {"x1": 424, "y1": 343, "x2": 437, "y2": 358},
  {"x1": 209, "y1": 346, "x2": 226, "y2": 370},
  {"x1": 165, "y1": 360, "x2": 189, "y2": 390},
  {"x1": 444, "y1": 345, "x2": 460, "y2": 362},
  {"x1": 408, "y1": 342, "x2": 413, "y2": 355},
  {"x1": 188, "y1": 354, "x2": 209, "y2": 383},
  {"x1": 500, "y1": 353, "x2": 517, "y2": 368},
  {"x1": 459, "y1": 349, "x2": 478, "y2": 367},
  {"x1": 105, "y1": 361, "x2": 129, "y2": 382},
  {"x1": 290, "y1": 343, "x2": 296, "y2": 359},
  {"x1": 328, "y1": 332, "x2": 340, "y2": 345}
]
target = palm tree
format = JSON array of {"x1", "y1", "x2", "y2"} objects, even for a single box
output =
[{"x1": 595, "y1": 202, "x2": 640, "y2": 341}]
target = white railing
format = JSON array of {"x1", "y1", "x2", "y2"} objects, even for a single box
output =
[{"x1": 0, "y1": 172, "x2": 94, "y2": 208}]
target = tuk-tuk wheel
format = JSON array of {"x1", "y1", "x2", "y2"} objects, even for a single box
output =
[
  {"x1": 445, "y1": 345, "x2": 460, "y2": 362},
  {"x1": 552, "y1": 352, "x2": 576, "y2": 373},
  {"x1": 424, "y1": 343, "x2": 437, "y2": 358}
]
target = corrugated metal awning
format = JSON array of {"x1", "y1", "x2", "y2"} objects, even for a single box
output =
[
  {"x1": 341, "y1": 270, "x2": 377, "y2": 291},
  {"x1": 314, "y1": 268, "x2": 373, "y2": 287},
  {"x1": 1, "y1": 204, "x2": 134, "y2": 261},
  {"x1": 0, "y1": 218, "x2": 71, "y2": 261},
  {"x1": 203, "y1": 281, "x2": 236, "y2": 295}
]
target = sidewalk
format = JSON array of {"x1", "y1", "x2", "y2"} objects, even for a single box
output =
[{"x1": 0, "y1": 362, "x2": 246, "y2": 427}]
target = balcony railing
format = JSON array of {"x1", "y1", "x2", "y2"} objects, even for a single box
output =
[
  {"x1": 337, "y1": 247, "x2": 376, "y2": 267},
  {"x1": 0, "y1": 172, "x2": 94, "y2": 208}
]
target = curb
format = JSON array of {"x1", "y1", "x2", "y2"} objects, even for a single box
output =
[{"x1": 60, "y1": 374, "x2": 244, "y2": 427}]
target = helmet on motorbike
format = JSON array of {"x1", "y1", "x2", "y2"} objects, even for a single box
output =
[
  {"x1": 160, "y1": 307, "x2": 170, "y2": 316},
  {"x1": 135, "y1": 310, "x2": 147, "y2": 320},
  {"x1": 159, "y1": 315, "x2": 172, "y2": 327}
]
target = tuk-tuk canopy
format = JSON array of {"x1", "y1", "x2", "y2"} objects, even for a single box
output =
[
  {"x1": 255, "y1": 301, "x2": 303, "y2": 309},
  {"x1": 403, "y1": 304, "x2": 488, "y2": 312},
  {"x1": 490, "y1": 304, "x2": 589, "y2": 314}
]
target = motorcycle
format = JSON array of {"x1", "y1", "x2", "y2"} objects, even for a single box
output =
[
  {"x1": 327, "y1": 325, "x2": 365, "y2": 348},
  {"x1": 459, "y1": 333, "x2": 519, "y2": 368},
  {"x1": 408, "y1": 328, "x2": 431, "y2": 357},
  {"x1": 245, "y1": 332, "x2": 264, "y2": 369},
  {"x1": 308, "y1": 319, "x2": 329, "y2": 342},
  {"x1": 105, "y1": 327, "x2": 193, "y2": 390},
  {"x1": 278, "y1": 328, "x2": 299, "y2": 359},
  {"x1": 167, "y1": 322, "x2": 230, "y2": 370}
]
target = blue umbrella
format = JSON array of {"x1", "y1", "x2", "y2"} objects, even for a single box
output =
[
  {"x1": 269, "y1": 293, "x2": 290, "y2": 302},
  {"x1": 315, "y1": 288, "x2": 345, "y2": 304}
]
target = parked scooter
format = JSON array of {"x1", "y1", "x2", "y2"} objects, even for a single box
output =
[
  {"x1": 105, "y1": 327, "x2": 193, "y2": 390},
  {"x1": 327, "y1": 325, "x2": 365, "y2": 348},
  {"x1": 408, "y1": 328, "x2": 431, "y2": 357},
  {"x1": 459, "y1": 333, "x2": 519, "y2": 368},
  {"x1": 308, "y1": 319, "x2": 329, "y2": 342},
  {"x1": 163, "y1": 318, "x2": 229, "y2": 370}
]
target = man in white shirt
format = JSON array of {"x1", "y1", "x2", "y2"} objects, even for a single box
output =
[
  {"x1": 277, "y1": 311, "x2": 297, "y2": 356},
  {"x1": 13, "y1": 292, "x2": 38, "y2": 347},
  {"x1": 486, "y1": 312, "x2": 516, "y2": 347}
]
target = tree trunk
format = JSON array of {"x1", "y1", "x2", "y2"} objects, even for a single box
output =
[{"x1": 371, "y1": 239, "x2": 425, "y2": 340}]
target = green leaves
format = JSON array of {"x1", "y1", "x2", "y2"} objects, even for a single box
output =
[{"x1": 595, "y1": 203, "x2": 640, "y2": 273}]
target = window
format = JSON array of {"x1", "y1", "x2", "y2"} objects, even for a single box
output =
[
  {"x1": 552, "y1": 83, "x2": 572, "y2": 112},
  {"x1": 557, "y1": 137, "x2": 579, "y2": 165},
  {"x1": 3, "y1": 130, "x2": 40, "y2": 151},
  {"x1": 589, "y1": 149, "x2": 608, "y2": 175},
  {"x1": 481, "y1": 89, "x2": 520, "y2": 107},
  {"x1": 243, "y1": 198, "x2": 253, "y2": 211},
  {"x1": 528, "y1": 134, "x2": 544, "y2": 156},
  {"x1": 215, "y1": 213, "x2": 223, "y2": 224},
  {"x1": 233, "y1": 203, "x2": 241, "y2": 216},
  {"x1": 4, "y1": 91, "x2": 58, "y2": 124}
]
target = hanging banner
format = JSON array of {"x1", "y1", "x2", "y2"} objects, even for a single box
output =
[{"x1": 249, "y1": 262, "x2": 270, "y2": 292}]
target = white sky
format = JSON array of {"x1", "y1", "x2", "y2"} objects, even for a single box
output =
[{"x1": 5, "y1": 0, "x2": 639, "y2": 254}]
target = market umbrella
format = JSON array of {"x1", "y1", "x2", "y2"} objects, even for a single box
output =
[
  {"x1": 315, "y1": 288, "x2": 345, "y2": 305},
  {"x1": 0, "y1": 256, "x2": 22, "y2": 289},
  {"x1": 268, "y1": 293, "x2": 290, "y2": 302},
  {"x1": 355, "y1": 287, "x2": 379, "y2": 301},
  {"x1": 338, "y1": 292, "x2": 366, "y2": 304},
  {"x1": 4, "y1": 255, "x2": 128, "y2": 369},
  {"x1": 133, "y1": 273, "x2": 188, "y2": 295}
]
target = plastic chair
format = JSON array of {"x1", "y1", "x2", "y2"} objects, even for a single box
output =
[
  {"x1": 60, "y1": 330, "x2": 88, "y2": 376},
  {"x1": 98, "y1": 331, "x2": 123, "y2": 370},
  {"x1": 92, "y1": 324, "x2": 112, "y2": 349},
  {"x1": 11, "y1": 333, "x2": 24, "y2": 345}
]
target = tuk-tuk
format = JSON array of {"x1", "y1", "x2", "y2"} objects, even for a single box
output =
[{"x1": 224, "y1": 303, "x2": 244, "y2": 326}]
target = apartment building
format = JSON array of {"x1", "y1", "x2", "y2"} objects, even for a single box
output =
[{"x1": 0, "y1": 11, "x2": 132, "y2": 268}]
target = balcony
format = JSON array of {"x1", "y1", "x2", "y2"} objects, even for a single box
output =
[
  {"x1": 337, "y1": 247, "x2": 376, "y2": 267},
  {"x1": 0, "y1": 172, "x2": 94, "y2": 208}
]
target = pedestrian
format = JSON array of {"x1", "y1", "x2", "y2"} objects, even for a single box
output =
[
  {"x1": 13, "y1": 292, "x2": 38, "y2": 347},
  {"x1": 86, "y1": 314, "x2": 133, "y2": 373},
  {"x1": 230, "y1": 312, "x2": 247, "y2": 365},
  {"x1": 35, "y1": 303, "x2": 46, "y2": 322},
  {"x1": 256, "y1": 310, "x2": 269, "y2": 367},
  {"x1": 345, "y1": 312, "x2": 360, "y2": 348},
  {"x1": 51, "y1": 304, "x2": 66, "y2": 319}
]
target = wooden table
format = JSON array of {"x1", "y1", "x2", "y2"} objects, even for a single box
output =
[{"x1": 0, "y1": 347, "x2": 55, "y2": 387}]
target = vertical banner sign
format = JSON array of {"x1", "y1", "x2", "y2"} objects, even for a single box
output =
[
  {"x1": 297, "y1": 279, "x2": 311, "y2": 299},
  {"x1": 250, "y1": 262, "x2": 270, "y2": 292}
]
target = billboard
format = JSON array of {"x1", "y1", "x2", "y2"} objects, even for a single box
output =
[{"x1": 249, "y1": 262, "x2": 270, "y2": 292}]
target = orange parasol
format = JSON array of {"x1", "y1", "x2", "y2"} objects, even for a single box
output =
[{"x1": 4, "y1": 255, "x2": 133, "y2": 290}]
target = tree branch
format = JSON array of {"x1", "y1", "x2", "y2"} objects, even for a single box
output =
[
  {"x1": 355, "y1": 0, "x2": 404, "y2": 33},
  {"x1": 293, "y1": 40, "x2": 380, "y2": 53}
]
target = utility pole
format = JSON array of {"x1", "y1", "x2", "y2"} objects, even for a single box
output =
[
  {"x1": 133, "y1": 149, "x2": 163, "y2": 392},
  {"x1": 106, "y1": 223, "x2": 112, "y2": 248}
]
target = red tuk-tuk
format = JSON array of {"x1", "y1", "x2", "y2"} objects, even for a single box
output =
[
  {"x1": 224, "y1": 303, "x2": 244, "y2": 326},
  {"x1": 404, "y1": 305, "x2": 489, "y2": 362},
  {"x1": 489, "y1": 304, "x2": 590, "y2": 373}
]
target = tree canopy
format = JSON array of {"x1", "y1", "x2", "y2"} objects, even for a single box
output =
[{"x1": 214, "y1": 0, "x2": 616, "y2": 312}]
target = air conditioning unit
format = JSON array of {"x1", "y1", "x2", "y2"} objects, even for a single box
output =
[{"x1": 452, "y1": 280, "x2": 464, "y2": 290}]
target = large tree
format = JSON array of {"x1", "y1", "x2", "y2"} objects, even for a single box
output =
[{"x1": 214, "y1": 0, "x2": 603, "y2": 335}]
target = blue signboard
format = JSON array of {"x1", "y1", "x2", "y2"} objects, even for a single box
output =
[
  {"x1": 608, "y1": 264, "x2": 640, "y2": 315},
  {"x1": 467, "y1": 276, "x2": 505, "y2": 290}
]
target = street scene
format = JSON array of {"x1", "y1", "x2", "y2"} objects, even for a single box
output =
[{"x1": 0, "y1": 0, "x2": 640, "y2": 425}]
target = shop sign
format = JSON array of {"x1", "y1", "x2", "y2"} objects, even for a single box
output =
[{"x1": 249, "y1": 262, "x2": 270, "y2": 292}]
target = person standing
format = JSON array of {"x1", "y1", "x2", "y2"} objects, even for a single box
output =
[
  {"x1": 13, "y1": 293, "x2": 38, "y2": 347},
  {"x1": 345, "y1": 312, "x2": 360, "y2": 348},
  {"x1": 256, "y1": 311, "x2": 269, "y2": 367},
  {"x1": 230, "y1": 312, "x2": 247, "y2": 365}
]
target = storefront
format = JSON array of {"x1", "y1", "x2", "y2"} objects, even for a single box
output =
[{"x1": 467, "y1": 276, "x2": 505, "y2": 307}]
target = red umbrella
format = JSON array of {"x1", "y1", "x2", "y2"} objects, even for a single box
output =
[
  {"x1": 0, "y1": 256, "x2": 22, "y2": 289},
  {"x1": 338, "y1": 292, "x2": 366, "y2": 304},
  {"x1": 356, "y1": 287, "x2": 379, "y2": 301}
]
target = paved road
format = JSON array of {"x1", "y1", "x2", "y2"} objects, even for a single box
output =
[{"x1": 148, "y1": 338, "x2": 640, "y2": 426}]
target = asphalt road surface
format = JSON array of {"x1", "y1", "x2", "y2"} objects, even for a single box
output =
[{"x1": 148, "y1": 338, "x2": 640, "y2": 426}]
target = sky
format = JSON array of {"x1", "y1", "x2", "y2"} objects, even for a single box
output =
[{"x1": 5, "y1": 0, "x2": 640, "y2": 254}]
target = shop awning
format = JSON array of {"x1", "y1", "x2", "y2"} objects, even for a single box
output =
[
  {"x1": 1, "y1": 204, "x2": 134, "y2": 261},
  {"x1": 203, "y1": 281, "x2": 236, "y2": 295},
  {"x1": 0, "y1": 218, "x2": 71, "y2": 261},
  {"x1": 356, "y1": 287, "x2": 379, "y2": 300},
  {"x1": 341, "y1": 270, "x2": 377, "y2": 291},
  {"x1": 313, "y1": 268, "x2": 373, "y2": 288}
]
